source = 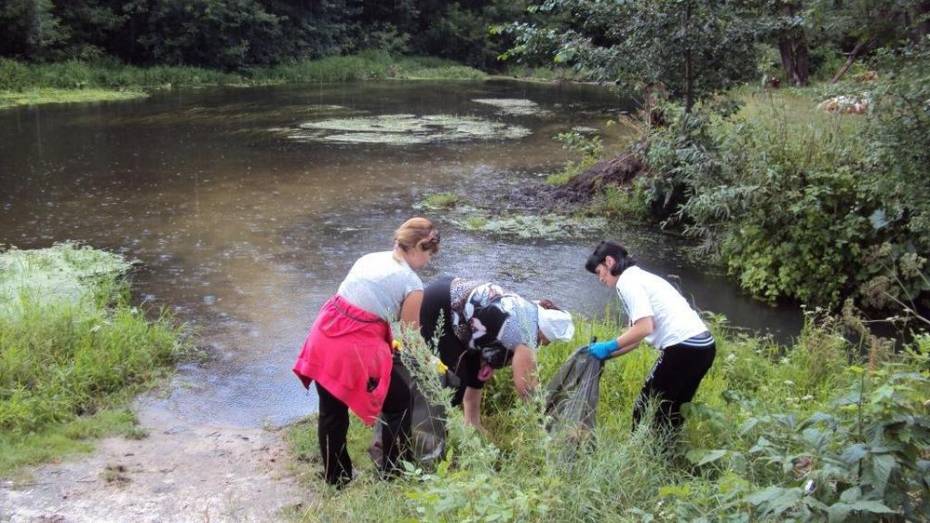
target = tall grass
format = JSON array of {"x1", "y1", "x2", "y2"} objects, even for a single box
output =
[
  {"x1": 287, "y1": 311, "x2": 929, "y2": 521},
  {"x1": 0, "y1": 52, "x2": 486, "y2": 94},
  {"x1": 0, "y1": 243, "x2": 187, "y2": 474}
]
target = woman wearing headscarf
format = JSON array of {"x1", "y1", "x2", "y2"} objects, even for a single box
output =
[{"x1": 420, "y1": 277, "x2": 575, "y2": 432}]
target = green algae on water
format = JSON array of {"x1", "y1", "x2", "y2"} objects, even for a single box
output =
[
  {"x1": 0, "y1": 243, "x2": 132, "y2": 316},
  {"x1": 284, "y1": 113, "x2": 531, "y2": 144},
  {"x1": 0, "y1": 88, "x2": 147, "y2": 110},
  {"x1": 451, "y1": 211, "x2": 607, "y2": 240},
  {"x1": 472, "y1": 98, "x2": 549, "y2": 116},
  {"x1": 416, "y1": 192, "x2": 461, "y2": 211}
]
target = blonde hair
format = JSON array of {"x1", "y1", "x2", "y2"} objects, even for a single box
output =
[{"x1": 394, "y1": 217, "x2": 440, "y2": 253}]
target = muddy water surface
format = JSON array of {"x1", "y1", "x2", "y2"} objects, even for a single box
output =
[{"x1": 0, "y1": 80, "x2": 801, "y2": 429}]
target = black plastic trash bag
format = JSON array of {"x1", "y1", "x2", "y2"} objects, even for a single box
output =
[
  {"x1": 369, "y1": 362, "x2": 446, "y2": 468},
  {"x1": 545, "y1": 345, "x2": 605, "y2": 435}
]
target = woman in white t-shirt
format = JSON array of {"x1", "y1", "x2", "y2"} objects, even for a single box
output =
[
  {"x1": 292, "y1": 217, "x2": 439, "y2": 487},
  {"x1": 584, "y1": 240, "x2": 715, "y2": 441}
]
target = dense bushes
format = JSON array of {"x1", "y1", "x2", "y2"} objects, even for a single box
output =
[
  {"x1": 0, "y1": 1, "x2": 527, "y2": 72},
  {"x1": 611, "y1": 49, "x2": 930, "y2": 318},
  {"x1": 288, "y1": 316, "x2": 930, "y2": 521}
]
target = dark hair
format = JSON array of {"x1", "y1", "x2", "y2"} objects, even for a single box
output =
[{"x1": 585, "y1": 240, "x2": 636, "y2": 276}]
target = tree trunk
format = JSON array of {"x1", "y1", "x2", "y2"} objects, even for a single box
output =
[
  {"x1": 831, "y1": 38, "x2": 874, "y2": 84},
  {"x1": 917, "y1": 1, "x2": 930, "y2": 40},
  {"x1": 777, "y1": 2, "x2": 809, "y2": 87},
  {"x1": 684, "y1": 0, "x2": 694, "y2": 113}
]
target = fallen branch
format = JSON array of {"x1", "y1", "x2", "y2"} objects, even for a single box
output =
[{"x1": 832, "y1": 38, "x2": 876, "y2": 84}]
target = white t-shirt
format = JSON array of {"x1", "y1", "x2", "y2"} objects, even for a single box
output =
[
  {"x1": 336, "y1": 251, "x2": 423, "y2": 322},
  {"x1": 615, "y1": 266, "x2": 707, "y2": 350}
]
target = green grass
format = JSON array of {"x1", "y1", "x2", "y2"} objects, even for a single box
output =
[
  {"x1": 588, "y1": 182, "x2": 650, "y2": 221},
  {"x1": 545, "y1": 157, "x2": 595, "y2": 186},
  {"x1": 0, "y1": 243, "x2": 188, "y2": 475},
  {"x1": 285, "y1": 313, "x2": 930, "y2": 521},
  {"x1": 497, "y1": 64, "x2": 589, "y2": 83},
  {"x1": 0, "y1": 406, "x2": 145, "y2": 476},
  {"x1": 0, "y1": 52, "x2": 487, "y2": 110}
]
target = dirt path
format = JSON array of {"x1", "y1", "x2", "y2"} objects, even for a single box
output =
[{"x1": 0, "y1": 404, "x2": 308, "y2": 523}]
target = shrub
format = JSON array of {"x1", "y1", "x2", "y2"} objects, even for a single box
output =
[
  {"x1": 546, "y1": 131, "x2": 603, "y2": 185},
  {"x1": 652, "y1": 77, "x2": 930, "y2": 315},
  {"x1": 0, "y1": 58, "x2": 32, "y2": 91},
  {"x1": 0, "y1": 243, "x2": 187, "y2": 471}
]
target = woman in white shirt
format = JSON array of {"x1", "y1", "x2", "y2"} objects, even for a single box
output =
[
  {"x1": 585, "y1": 240, "x2": 715, "y2": 441},
  {"x1": 293, "y1": 218, "x2": 439, "y2": 486}
]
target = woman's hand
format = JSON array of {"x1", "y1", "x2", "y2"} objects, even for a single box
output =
[
  {"x1": 511, "y1": 344, "x2": 538, "y2": 399},
  {"x1": 592, "y1": 316, "x2": 655, "y2": 360},
  {"x1": 589, "y1": 339, "x2": 619, "y2": 360}
]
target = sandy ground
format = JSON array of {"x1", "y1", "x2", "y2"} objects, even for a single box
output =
[{"x1": 0, "y1": 405, "x2": 308, "y2": 523}]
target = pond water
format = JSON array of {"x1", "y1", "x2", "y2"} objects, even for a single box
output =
[{"x1": 0, "y1": 80, "x2": 802, "y2": 428}]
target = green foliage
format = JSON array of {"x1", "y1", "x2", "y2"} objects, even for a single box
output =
[
  {"x1": 419, "y1": 192, "x2": 461, "y2": 211},
  {"x1": 857, "y1": 44, "x2": 930, "y2": 311},
  {"x1": 589, "y1": 181, "x2": 650, "y2": 222},
  {"x1": 689, "y1": 92, "x2": 871, "y2": 305},
  {"x1": 418, "y1": 1, "x2": 530, "y2": 70},
  {"x1": 546, "y1": 130, "x2": 602, "y2": 185},
  {"x1": 0, "y1": 57, "x2": 31, "y2": 90},
  {"x1": 0, "y1": 244, "x2": 188, "y2": 474},
  {"x1": 642, "y1": 63, "x2": 930, "y2": 314},
  {"x1": 0, "y1": 1, "x2": 529, "y2": 72},
  {"x1": 288, "y1": 314, "x2": 930, "y2": 521},
  {"x1": 0, "y1": 54, "x2": 486, "y2": 106},
  {"x1": 504, "y1": 0, "x2": 760, "y2": 111},
  {"x1": 641, "y1": 103, "x2": 723, "y2": 222}
]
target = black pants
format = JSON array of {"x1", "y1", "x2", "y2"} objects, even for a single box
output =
[
  {"x1": 632, "y1": 343, "x2": 715, "y2": 441},
  {"x1": 315, "y1": 356, "x2": 412, "y2": 486},
  {"x1": 420, "y1": 276, "x2": 482, "y2": 406}
]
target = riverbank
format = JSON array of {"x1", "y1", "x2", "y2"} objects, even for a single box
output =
[
  {"x1": 0, "y1": 51, "x2": 487, "y2": 109},
  {"x1": 0, "y1": 243, "x2": 189, "y2": 475},
  {"x1": 543, "y1": 74, "x2": 930, "y2": 325},
  {"x1": 286, "y1": 315, "x2": 930, "y2": 521}
]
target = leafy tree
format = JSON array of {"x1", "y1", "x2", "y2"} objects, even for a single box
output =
[
  {"x1": 49, "y1": 0, "x2": 126, "y2": 60},
  {"x1": 0, "y1": 0, "x2": 65, "y2": 59},
  {"x1": 807, "y1": 0, "x2": 928, "y2": 83},
  {"x1": 418, "y1": 1, "x2": 529, "y2": 69},
  {"x1": 503, "y1": 0, "x2": 759, "y2": 112},
  {"x1": 130, "y1": 0, "x2": 283, "y2": 69}
]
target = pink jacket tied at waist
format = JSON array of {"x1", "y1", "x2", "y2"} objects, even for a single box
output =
[{"x1": 292, "y1": 295, "x2": 394, "y2": 426}]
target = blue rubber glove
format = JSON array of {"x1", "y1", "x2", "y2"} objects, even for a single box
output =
[{"x1": 589, "y1": 339, "x2": 619, "y2": 360}]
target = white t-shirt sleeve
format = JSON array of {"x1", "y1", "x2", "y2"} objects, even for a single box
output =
[
  {"x1": 616, "y1": 277, "x2": 654, "y2": 324},
  {"x1": 404, "y1": 273, "x2": 424, "y2": 297}
]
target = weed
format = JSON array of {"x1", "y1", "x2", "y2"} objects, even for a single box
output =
[
  {"x1": 0, "y1": 243, "x2": 187, "y2": 475},
  {"x1": 285, "y1": 313, "x2": 930, "y2": 521},
  {"x1": 419, "y1": 192, "x2": 461, "y2": 211}
]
